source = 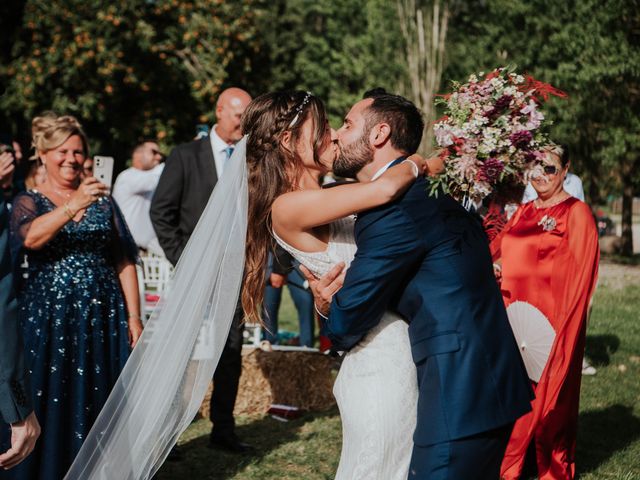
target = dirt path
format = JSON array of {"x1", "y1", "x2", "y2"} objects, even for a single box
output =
[{"x1": 598, "y1": 262, "x2": 640, "y2": 290}]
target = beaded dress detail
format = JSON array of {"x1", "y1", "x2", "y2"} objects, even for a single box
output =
[
  {"x1": 1, "y1": 191, "x2": 136, "y2": 480},
  {"x1": 273, "y1": 216, "x2": 418, "y2": 480}
]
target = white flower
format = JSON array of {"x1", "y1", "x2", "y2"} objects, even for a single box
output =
[
  {"x1": 538, "y1": 215, "x2": 557, "y2": 232},
  {"x1": 434, "y1": 124, "x2": 454, "y2": 147},
  {"x1": 525, "y1": 164, "x2": 545, "y2": 182}
]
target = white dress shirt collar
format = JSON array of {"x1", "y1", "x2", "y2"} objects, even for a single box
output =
[
  {"x1": 371, "y1": 159, "x2": 399, "y2": 181},
  {"x1": 209, "y1": 125, "x2": 234, "y2": 177}
]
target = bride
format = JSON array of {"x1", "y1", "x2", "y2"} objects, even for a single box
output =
[{"x1": 241, "y1": 90, "x2": 426, "y2": 479}]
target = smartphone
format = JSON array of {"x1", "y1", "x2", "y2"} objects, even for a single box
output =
[{"x1": 93, "y1": 156, "x2": 114, "y2": 188}]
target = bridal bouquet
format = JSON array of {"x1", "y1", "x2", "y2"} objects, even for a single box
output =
[{"x1": 430, "y1": 66, "x2": 566, "y2": 204}]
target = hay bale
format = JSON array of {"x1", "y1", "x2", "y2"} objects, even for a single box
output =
[
  {"x1": 198, "y1": 347, "x2": 337, "y2": 419},
  {"x1": 600, "y1": 235, "x2": 622, "y2": 254}
]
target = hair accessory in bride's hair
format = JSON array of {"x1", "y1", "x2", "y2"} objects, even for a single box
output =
[{"x1": 287, "y1": 91, "x2": 313, "y2": 128}]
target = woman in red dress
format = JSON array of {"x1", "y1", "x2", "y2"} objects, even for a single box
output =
[{"x1": 490, "y1": 146, "x2": 599, "y2": 479}]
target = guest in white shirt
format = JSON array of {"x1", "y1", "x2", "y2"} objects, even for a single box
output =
[{"x1": 112, "y1": 141, "x2": 164, "y2": 255}]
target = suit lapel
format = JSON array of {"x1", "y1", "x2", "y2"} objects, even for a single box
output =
[
  {"x1": 198, "y1": 137, "x2": 218, "y2": 189},
  {"x1": 354, "y1": 155, "x2": 407, "y2": 233}
]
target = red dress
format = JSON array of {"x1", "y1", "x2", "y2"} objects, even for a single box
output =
[{"x1": 490, "y1": 197, "x2": 599, "y2": 480}]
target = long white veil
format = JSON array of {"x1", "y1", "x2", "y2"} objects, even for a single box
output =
[{"x1": 65, "y1": 137, "x2": 249, "y2": 479}]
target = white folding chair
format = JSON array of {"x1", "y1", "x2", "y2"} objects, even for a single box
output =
[
  {"x1": 140, "y1": 252, "x2": 174, "y2": 320},
  {"x1": 243, "y1": 321, "x2": 262, "y2": 347}
]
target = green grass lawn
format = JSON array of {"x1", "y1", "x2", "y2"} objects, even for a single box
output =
[{"x1": 157, "y1": 266, "x2": 640, "y2": 479}]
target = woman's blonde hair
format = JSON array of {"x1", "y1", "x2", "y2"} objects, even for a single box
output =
[{"x1": 30, "y1": 112, "x2": 89, "y2": 160}]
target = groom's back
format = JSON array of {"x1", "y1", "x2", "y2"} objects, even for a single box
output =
[{"x1": 393, "y1": 177, "x2": 532, "y2": 446}]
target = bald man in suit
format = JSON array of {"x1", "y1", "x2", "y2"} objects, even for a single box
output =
[{"x1": 151, "y1": 87, "x2": 254, "y2": 454}]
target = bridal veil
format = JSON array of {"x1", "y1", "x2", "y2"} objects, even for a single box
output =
[{"x1": 65, "y1": 138, "x2": 248, "y2": 479}]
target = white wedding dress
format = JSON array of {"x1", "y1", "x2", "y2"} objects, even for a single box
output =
[{"x1": 274, "y1": 216, "x2": 418, "y2": 480}]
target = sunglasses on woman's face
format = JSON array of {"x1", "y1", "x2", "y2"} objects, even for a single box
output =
[{"x1": 540, "y1": 164, "x2": 558, "y2": 175}]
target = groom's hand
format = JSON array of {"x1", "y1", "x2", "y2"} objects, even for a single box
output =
[{"x1": 300, "y1": 263, "x2": 346, "y2": 318}]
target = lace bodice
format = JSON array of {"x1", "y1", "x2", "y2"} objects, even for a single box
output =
[{"x1": 272, "y1": 216, "x2": 357, "y2": 276}]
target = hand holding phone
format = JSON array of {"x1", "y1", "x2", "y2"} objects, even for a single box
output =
[{"x1": 93, "y1": 156, "x2": 114, "y2": 188}]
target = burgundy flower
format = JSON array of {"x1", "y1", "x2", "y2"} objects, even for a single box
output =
[
  {"x1": 494, "y1": 95, "x2": 513, "y2": 111},
  {"x1": 485, "y1": 95, "x2": 513, "y2": 120},
  {"x1": 510, "y1": 130, "x2": 533, "y2": 150},
  {"x1": 478, "y1": 157, "x2": 504, "y2": 182}
]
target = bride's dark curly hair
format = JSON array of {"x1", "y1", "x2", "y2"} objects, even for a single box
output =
[{"x1": 241, "y1": 91, "x2": 328, "y2": 324}]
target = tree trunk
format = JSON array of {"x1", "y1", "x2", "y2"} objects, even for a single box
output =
[
  {"x1": 396, "y1": 0, "x2": 449, "y2": 154},
  {"x1": 620, "y1": 173, "x2": 634, "y2": 257}
]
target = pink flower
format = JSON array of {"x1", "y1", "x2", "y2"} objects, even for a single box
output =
[{"x1": 520, "y1": 100, "x2": 544, "y2": 129}]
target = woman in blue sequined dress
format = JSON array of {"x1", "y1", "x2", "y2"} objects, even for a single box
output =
[{"x1": 0, "y1": 114, "x2": 142, "y2": 480}]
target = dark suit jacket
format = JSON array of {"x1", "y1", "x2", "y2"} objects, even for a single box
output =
[
  {"x1": 150, "y1": 138, "x2": 218, "y2": 265},
  {"x1": 0, "y1": 196, "x2": 32, "y2": 424},
  {"x1": 328, "y1": 160, "x2": 533, "y2": 447}
]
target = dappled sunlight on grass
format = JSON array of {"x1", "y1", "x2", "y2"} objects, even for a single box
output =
[{"x1": 157, "y1": 266, "x2": 640, "y2": 479}]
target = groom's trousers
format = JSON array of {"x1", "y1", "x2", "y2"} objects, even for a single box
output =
[{"x1": 408, "y1": 422, "x2": 513, "y2": 480}]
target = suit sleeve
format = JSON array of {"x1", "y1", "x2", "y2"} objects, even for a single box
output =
[
  {"x1": 0, "y1": 201, "x2": 32, "y2": 424},
  {"x1": 328, "y1": 205, "x2": 424, "y2": 350},
  {"x1": 150, "y1": 148, "x2": 186, "y2": 265}
]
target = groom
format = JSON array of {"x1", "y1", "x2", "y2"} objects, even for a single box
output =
[{"x1": 313, "y1": 92, "x2": 533, "y2": 479}]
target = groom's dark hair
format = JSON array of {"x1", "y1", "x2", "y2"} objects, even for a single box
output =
[
  {"x1": 363, "y1": 90, "x2": 424, "y2": 154},
  {"x1": 362, "y1": 87, "x2": 388, "y2": 99}
]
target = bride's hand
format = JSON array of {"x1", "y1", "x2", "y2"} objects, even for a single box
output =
[
  {"x1": 406, "y1": 153, "x2": 428, "y2": 176},
  {"x1": 407, "y1": 150, "x2": 445, "y2": 177}
]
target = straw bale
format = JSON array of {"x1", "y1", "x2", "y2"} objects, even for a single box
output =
[{"x1": 199, "y1": 347, "x2": 337, "y2": 418}]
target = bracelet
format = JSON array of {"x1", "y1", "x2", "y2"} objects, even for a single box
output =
[
  {"x1": 63, "y1": 202, "x2": 76, "y2": 221},
  {"x1": 402, "y1": 159, "x2": 420, "y2": 178},
  {"x1": 314, "y1": 303, "x2": 329, "y2": 320},
  {"x1": 128, "y1": 313, "x2": 141, "y2": 320}
]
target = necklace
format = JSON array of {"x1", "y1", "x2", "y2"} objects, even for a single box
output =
[
  {"x1": 534, "y1": 193, "x2": 569, "y2": 209},
  {"x1": 51, "y1": 188, "x2": 73, "y2": 199}
]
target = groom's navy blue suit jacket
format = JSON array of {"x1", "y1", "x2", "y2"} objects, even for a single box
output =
[{"x1": 328, "y1": 159, "x2": 533, "y2": 447}]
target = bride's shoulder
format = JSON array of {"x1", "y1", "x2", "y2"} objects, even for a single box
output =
[{"x1": 271, "y1": 190, "x2": 313, "y2": 222}]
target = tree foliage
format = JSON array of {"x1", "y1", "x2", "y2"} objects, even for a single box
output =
[
  {"x1": 0, "y1": 0, "x2": 261, "y2": 161},
  {"x1": 1, "y1": 0, "x2": 637, "y2": 253}
]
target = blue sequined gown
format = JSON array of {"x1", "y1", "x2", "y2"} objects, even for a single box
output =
[{"x1": 1, "y1": 191, "x2": 137, "y2": 480}]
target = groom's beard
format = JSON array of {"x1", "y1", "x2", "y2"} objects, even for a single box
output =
[{"x1": 333, "y1": 132, "x2": 373, "y2": 179}]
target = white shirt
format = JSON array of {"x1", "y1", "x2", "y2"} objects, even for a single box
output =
[
  {"x1": 371, "y1": 160, "x2": 398, "y2": 181},
  {"x1": 522, "y1": 172, "x2": 585, "y2": 203},
  {"x1": 209, "y1": 125, "x2": 235, "y2": 177},
  {"x1": 112, "y1": 163, "x2": 165, "y2": 251}
]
